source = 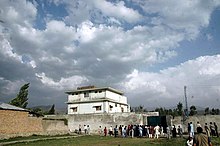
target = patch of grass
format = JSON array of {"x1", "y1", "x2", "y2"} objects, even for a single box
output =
[
  {"x1": 4, "y1": 135, "x2": 220, "y2": 146},
  {"x1": 211, "y1": 137, "x2": 220, "y2": 145},
  {"x1": 0, "y1": 133, "x2": 73, "y2": 143}
]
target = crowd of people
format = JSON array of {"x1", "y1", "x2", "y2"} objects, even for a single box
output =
[
  {"x1": 79, "y1": 124, "x2": 169, "y2": 139},
  {"x1": 77, "y1": 121, "x2": 218, "y2": 146},
  {"x1": 186, "y1": 121, "x2": 219, "y2": 146}
]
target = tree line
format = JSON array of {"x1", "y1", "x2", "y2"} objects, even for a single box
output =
[{"x1": 131, "y1": 102, "x2": 220, "y2": 116}]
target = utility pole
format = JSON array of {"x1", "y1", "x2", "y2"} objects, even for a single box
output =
[{"x1": 184, "y1": 86, "x2": 189, "y2": 117}]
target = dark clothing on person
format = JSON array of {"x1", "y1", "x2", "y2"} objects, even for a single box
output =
[
  {"x1": 210, "y1": 122, "x2": 215, "y2": 136},
  {"x1": 114, "y1": 126, "x2": 118, "y2": 137},
  {"x1": 172, "y1": 127, "x2": 177, "y2": 138},
  {"x1": 214, "y1": 122, "x2": 219, "y2": 137}
]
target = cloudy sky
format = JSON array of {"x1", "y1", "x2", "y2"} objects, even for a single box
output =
[{"x1": 0, "y1": 0, "x2": 220, "y2": 110}]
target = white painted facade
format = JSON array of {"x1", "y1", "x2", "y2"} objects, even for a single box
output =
[{"x1": 66, "y1": 86, "x2": 130, "y2": 114}]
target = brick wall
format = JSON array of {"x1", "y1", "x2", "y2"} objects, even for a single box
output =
[{"x1": 0, "y1": 109, "x2": 43, "y2": 134}]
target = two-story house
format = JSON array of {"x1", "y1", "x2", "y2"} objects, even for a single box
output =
[{"x1": 66, "y1": 86, "x2": 130, "y2": 114}]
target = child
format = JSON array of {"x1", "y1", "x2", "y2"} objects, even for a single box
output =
[{"x1": 186, "y1": 136, "x2": 193, "y2": 146}]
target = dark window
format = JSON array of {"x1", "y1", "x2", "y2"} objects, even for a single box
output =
[
  {"x1": 84, "y1": 92, "x2": 89, "y2": 97},
  {"x1": 71, "y1": 107, "x2": 77, "y2": 112},
  {"x1": 121, "y1": 107, "x2": 124, "y2": 112},
  {"x1": 109, "y1": 105, "x2": 113, "y2": 111},
  {"x1": 93, "y1": 106, "x2": 101, "y2": 111}
]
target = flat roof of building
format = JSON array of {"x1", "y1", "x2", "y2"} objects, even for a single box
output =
[{"x1": 65, "y1": 86, "x2": 124, "y2": 95}]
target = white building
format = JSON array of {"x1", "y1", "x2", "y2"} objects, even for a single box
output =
[{"x1": 66, "y1": 86, "x2": 130, "y2": 114}]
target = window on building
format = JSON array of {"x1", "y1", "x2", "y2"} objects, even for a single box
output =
[
  {"x1": 99, "y1": 91, "x2": 102, "y2": 93},
  {"x1": 93, "y1": 106, "x2": 101, "y2": 111},
  {"x1": 71, "y1": 107, "x2": 77, "y2": 112},
  {"x1": 115, "y1": 103, "x2": 117, "y2": 107},
  {"x1": 121, "y1": 107, "x2": 124, "y2": 112},
  {"x1": 109, "y1": 105, "x2": 113, "y2": 111},
  {"x1": 84, "y1": 92, "x2": 89, "y2": 97}
]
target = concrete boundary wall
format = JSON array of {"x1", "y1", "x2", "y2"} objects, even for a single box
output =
[
  {"x1": 67, "y1": 112, "x2": 159, "y2": 133},
  {"x1": 172, "y1": 115, "x2": 220, "y2": 133}
]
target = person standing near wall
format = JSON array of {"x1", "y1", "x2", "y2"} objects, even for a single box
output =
[
  {"x1": 204, "y1": 123, "x2": 211, "y2": 142},
  {"x1": 122, "y1": 127, "x2": 127, "y2": 138},
  {"x1": 87, "y1": 125, "x2": 90, "y2": 135},
  {"x1": 114, "y1": 125, "x2": 118, "y2": 137},
  {"x1": 166, "y1": 126, "x2": 171, "y2": 139},
  {"x1": 172, "y1": 125, "x2": 177, "y2": 138},
  {"x1": 84, "y1": 125, "x2": 87, "y2": 135},
  {"x1": 104, "y1": 127, "x2": 107, "y2": 136},
  {"x1": 188, "y1": 123, "x2": 191, "y2": 136},
  {"x1": 190, "y1": 122, "x2": 194, "y2": 137},
  {"x1": 154, "y1": 125, "x2": 160, "y2": 139},
  {"x1": 98, "y1": 126, "x2": 102, "y2": 136},
  {"x1": 214, "y1": 122, "x2": 219, "y2": 137},
  {"x1": 210, "y1": 122, "x2": 215, "y2": 137},
  {"x1": 177, "y1": 125, "x2": 183, "y2": 138},
  {"x1": 109, "y1": 126, "x2": 113, "y2": 136},
  {"x1": 197, "y1": 122, "x2": 201, "y2": 128},
  {"x1": 149, "y1": 126, "x2": 153, "y2": 138},
  {"x1": 78, "y1": 124, "x2": 82, "y2": 134},
  {"x1": 131, "y1": 125, "x2": 134, "y2": 138}
]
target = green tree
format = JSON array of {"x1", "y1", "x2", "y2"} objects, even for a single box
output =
[
  {"x1": 9, "y1": 83, "x2": 30, "y2": 108},
  {"x1": 204, "y1": 107, "x2": 209, "y2": 115},
  {"x1": 131, "y1": 105, "x2": 144, "y2": 113},
  {"x1": 189, "y1": 105, "x2": 197, "y2": 116},
  {"x1": 155, "y1": 107, "x2": 164, "y2": 115},
  {"x1": 31, "y1": 108, "x2": 44, "y2": 116},
  {"x1": 216, "y1": 109, "x2": 220, "y2": 115},
  {"x1": 177, "y1": 102, "x2": 183, "y2": 116},
  {"x1": 47, "y1": 104, "x2": 55, "y2": 115}
]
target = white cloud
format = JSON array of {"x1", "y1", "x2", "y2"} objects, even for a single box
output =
[
  {"x1": 0, "y1": 0, "x2": 37, "y2": 27},
  {"x1": 93, "y1": 1, "x2": 142, "y2": 23},
  {"x1": 0, "y1": 35, "x2": 22, "y2": 61},
  {"x1": 35, "y1": 72, "x2": 88, "y2": 90},
  {"x1": 76, "y1": 21, "x2": 97, "y2": 43},
  {"x1": 121, "y1": 55, "x2": 220, "y2": 107},
  {"x1": 0, "y1": 77, "x2": 24, "y2": 95},
  {"x1": 138, "y1": 0, "x2": 220, "y2": 39}
]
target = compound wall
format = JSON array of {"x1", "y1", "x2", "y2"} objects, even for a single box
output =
[
  {"x1": 67, "y1": 112, "x2": 159, "y2": 133},
  {"x1": 171, "y1": 115, "x2": 220, "y2": 133},
  {"x1": 0, "y1": 110, "x2": 69, "y2": 139}
]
